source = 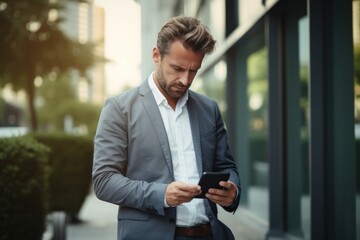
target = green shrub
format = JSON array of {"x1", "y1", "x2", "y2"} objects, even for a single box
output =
[
  {"x1": 0, "y1": 137, "x2": 49, "y2": 240},
  {"x1": 33, "y1": 133, "x2": 93, "y2": 221}
]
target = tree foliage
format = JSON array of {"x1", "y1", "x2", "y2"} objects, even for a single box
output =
[
  {"x1": 37, "y1": 75, "x2": 101, "y2": 135},
  {"x1": 355, "y1": 44, "x2": 360, "y2": 85},
  {"x1": 0, "y1": 0, "x2": 96, "y2": 131}
]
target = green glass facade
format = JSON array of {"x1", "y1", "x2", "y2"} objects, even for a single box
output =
[{"x1": 195, "y1": 0, "x2": 357, "y2": 239}]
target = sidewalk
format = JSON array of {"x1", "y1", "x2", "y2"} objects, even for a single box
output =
[
  {"x1": 67, "y1": 192, "x2": 266, "y2": 240},
  {"x1": 67, "y1": 192, "x2": 117, "y2": 240}
]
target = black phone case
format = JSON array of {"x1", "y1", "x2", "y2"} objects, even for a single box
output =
[{"x1": 194, "y1": 172, "x2": 230, "y2": 198}]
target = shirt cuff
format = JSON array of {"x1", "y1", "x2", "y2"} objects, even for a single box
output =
[{"x1": 164, "y1": 194, "x2": 170, "y2": 207}]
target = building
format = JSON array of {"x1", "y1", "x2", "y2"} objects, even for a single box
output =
[
  {"x1": 59, "y1": 0, "x2": 106, "y2": 104},
  {"x1": 136, "y1": 0, "x2": 359, "y2": 239}
]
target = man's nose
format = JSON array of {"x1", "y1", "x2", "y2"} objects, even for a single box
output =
[{"x1": 179, "y1": 71, "x2": 191, "y2": 86}]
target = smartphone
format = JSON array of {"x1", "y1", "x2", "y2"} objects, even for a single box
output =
[{"x1": 194, "y1": 172, "x2": 230, "y2": 198}]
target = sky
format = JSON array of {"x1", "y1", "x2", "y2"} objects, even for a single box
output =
[{"x1": 94, "y1": 0, "x2": 141, "y2": 96}]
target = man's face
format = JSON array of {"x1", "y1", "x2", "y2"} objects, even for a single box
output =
[{"x1": 152, "y1": 40, "x2": 205, "y2": 103}]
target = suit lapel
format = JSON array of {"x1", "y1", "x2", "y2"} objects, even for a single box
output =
[
  {"x1": 139, "y1": 81, "x2": 174, "y2": 179},
  {"x1": 187, "y1": 93, "x2": 203, "y2": 175}
]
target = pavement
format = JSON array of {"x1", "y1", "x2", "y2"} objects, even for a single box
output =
[
  {"x1": 63, "y1": 191, "x2": 266, "y2": 240},
  {"x1": 67, "y1": 192, "x2": 118, "y2": 240}
]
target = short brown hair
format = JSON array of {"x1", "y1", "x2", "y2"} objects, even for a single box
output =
[{"x1": 157, "y1": 16, "x2": 216, "y2": 56}]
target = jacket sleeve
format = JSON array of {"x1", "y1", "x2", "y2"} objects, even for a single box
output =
[{"x1": 92, "y1": 97, "x2": 168, "y2": 216}]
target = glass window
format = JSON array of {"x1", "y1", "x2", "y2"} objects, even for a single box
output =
[
  {"x1": 192, "y1": 59, "x2": 227, "y2": 116},
  {"x1": 353, "y1": 0, "x2": 360, "y2": 239},
  {"x1": 298, "y1": 16, "x2": 310, "y2": 240},
  {"x1": 286, "y1": 15, "x2": 310, "y2": 240},
  {"x1": 200, "y1": 46, "x2": 269, "y2": 238},
  {"x1": 246, "y1": 47, "x2": 269, "y2": 222}
]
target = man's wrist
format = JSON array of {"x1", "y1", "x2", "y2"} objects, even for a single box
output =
[{"x1": 226, "y1": 184, "x2": 239, "y2": 207}]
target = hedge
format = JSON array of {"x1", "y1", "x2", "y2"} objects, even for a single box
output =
[
  {"x1": 32, "y1": 134, "x2": 93, "y2": 222},
  {"x1": 0, "y1": 137, "x2": 49, "y2": 240}
]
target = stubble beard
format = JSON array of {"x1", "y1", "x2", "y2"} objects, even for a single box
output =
[{"x1": 156, "y1": 70, "x2": 185, "y2": 100}]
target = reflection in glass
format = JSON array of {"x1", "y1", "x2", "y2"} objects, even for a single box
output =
[
  {"x1": 192, "y1": 60, "x2": 227, "y2": 117},
  {"x1": 353, "y1": 1, "x2": 360, "y2": 239},
  {"x1": 247, "y1": 47, "x2": 269, "y2": 222},
  {"x1": 286, "y1": 15, "x2": 310, "y2": 240}
]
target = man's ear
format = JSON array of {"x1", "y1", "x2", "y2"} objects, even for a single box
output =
[{"x1": 152, "y1": 47, "x2": 161, "y2": 64}]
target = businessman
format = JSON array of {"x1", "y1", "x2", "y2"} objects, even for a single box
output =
[{"x1": 93, "y1": 16, "x2": 241, "y2": 240}]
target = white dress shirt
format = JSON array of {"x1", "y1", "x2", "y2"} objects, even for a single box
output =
[{"x1": 148, "y1": 73, "x2": 209, "y2": 226}]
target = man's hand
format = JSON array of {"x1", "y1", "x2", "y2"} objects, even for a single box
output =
[
  {"x1": 205, "y1": 181, "x2": 237, "y2": 207},
  {"x1": 165, "y1": 182, "x2": 201, "y2": 207}
]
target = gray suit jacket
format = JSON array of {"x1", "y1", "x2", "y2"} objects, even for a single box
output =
[{"x1": 93, "y1": 80, "x2": 241, "y2": 240}]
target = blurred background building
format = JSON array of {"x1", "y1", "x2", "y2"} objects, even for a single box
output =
[{"x1": 58, "y1": 0, "x2": 106, "y2": 104}]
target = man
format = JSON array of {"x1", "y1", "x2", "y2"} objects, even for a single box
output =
[{"x1": 93, "y1": 16, "x2": 241, "y2": 240}]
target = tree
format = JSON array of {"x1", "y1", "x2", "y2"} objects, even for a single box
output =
[
  {"x1": 355, "y1": 44, "x2": 360, "y2": 85},
  {"x1": 37, "y1": 75, "x2": 101, "y2": 135},
  {"x1": 0, "y1": 0, "x2": 96, "y2": 131}
]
